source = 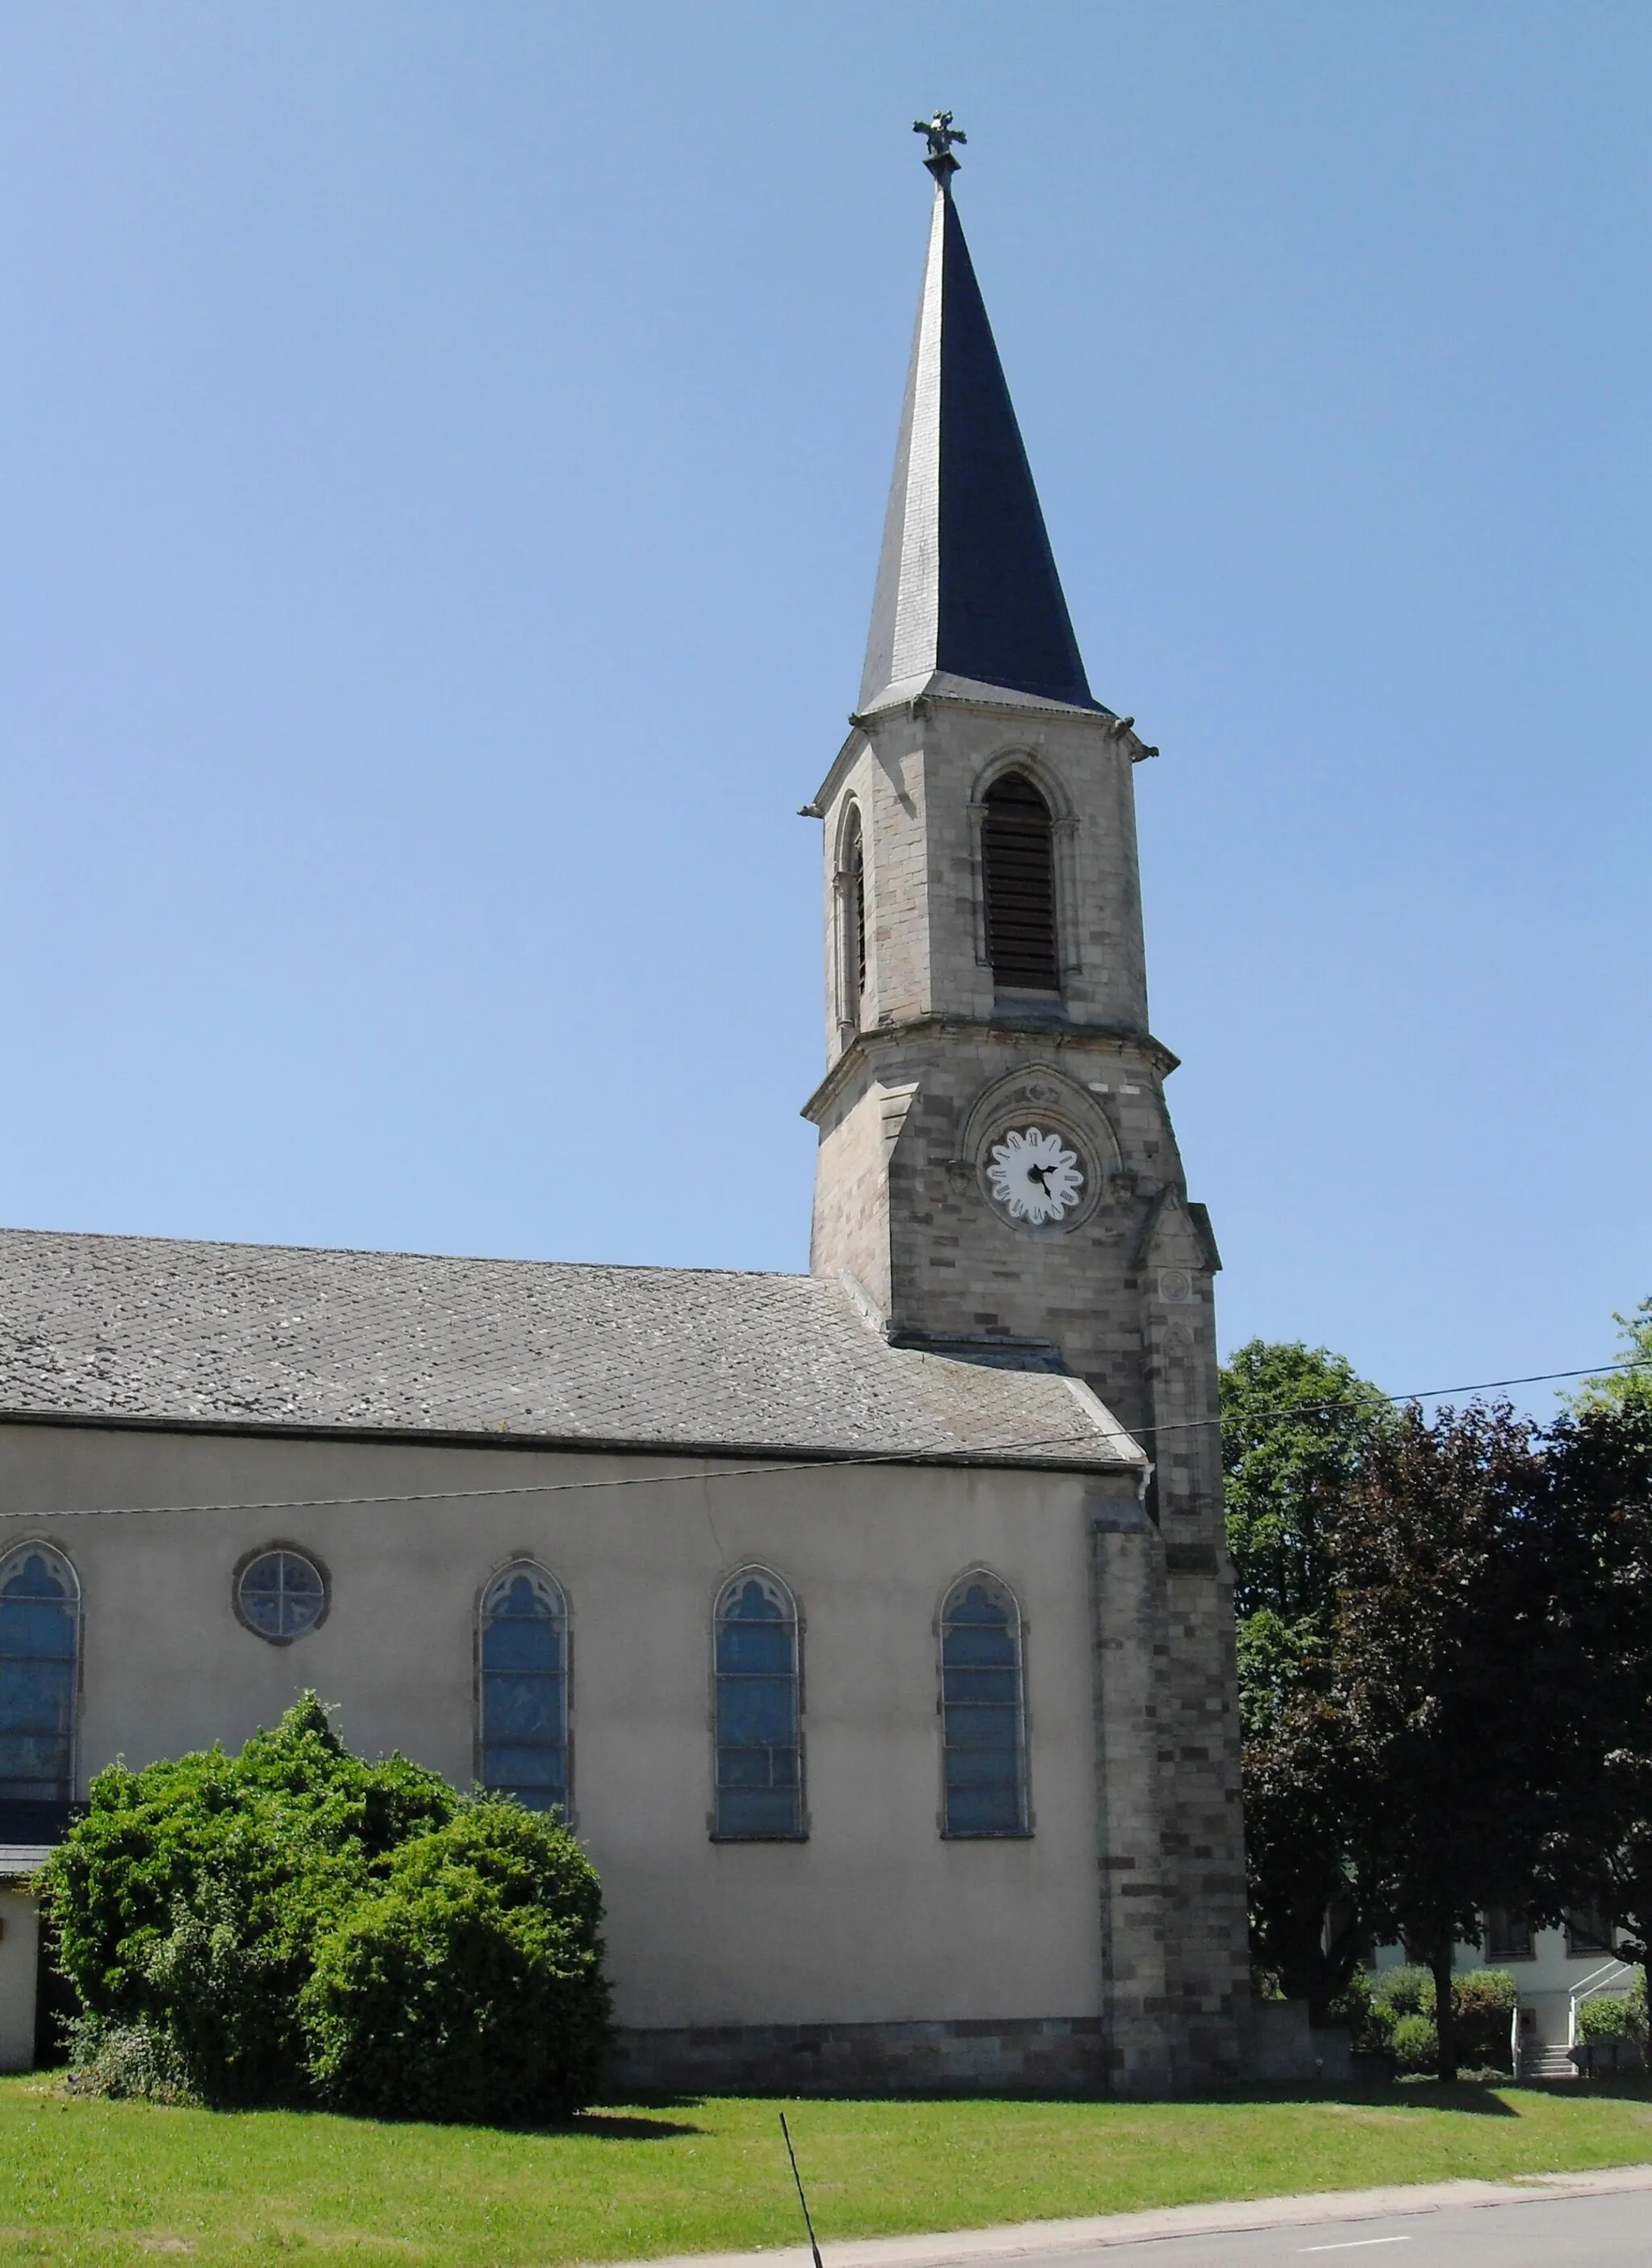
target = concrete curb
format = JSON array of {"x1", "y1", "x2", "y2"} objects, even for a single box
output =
[{"x1": 607, "y1": 2162, "x2": 1652, "y2": 2268}]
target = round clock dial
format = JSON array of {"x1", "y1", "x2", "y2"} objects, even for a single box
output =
[{"x1": 985, "y1": 1125, "x2": 1085, "y2": 1225}]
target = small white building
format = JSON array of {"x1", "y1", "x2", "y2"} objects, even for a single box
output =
[{"x1": 1372, "y1": 1907, "x2": 1639, "y2": 2078}]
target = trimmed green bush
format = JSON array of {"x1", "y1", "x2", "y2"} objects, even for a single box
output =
[
  {"x1": 60, "y1": 2014, "x2": 198, "y2": 2105},
  {"x1": 42, "y1": 1695, "x2": 455, "y2": 2106},
  {"x1": 1370, "y1": 1965, "x2": 1433, "y2": 2019},
  {"x1": 302, "y1": 1800, "x2": 609, "y2": 2123},
  {"x1": 1578, "y1": 1987, "x2": 1647, "y2": 2046},
  {"x1": 1364, "y1": 1966, "x2": 1516, "y2": 2074},
  {"x1": 40, "y1": 1696, "x2": 611, "y2": 2121},
  {"x1": 1387, "y1": 2010, "x2": 1437, "y2": 2073}
]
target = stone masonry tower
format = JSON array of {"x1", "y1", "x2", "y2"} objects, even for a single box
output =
[{"x1": 803, "y1": 129, "x2": 1249, "y2": 2086}]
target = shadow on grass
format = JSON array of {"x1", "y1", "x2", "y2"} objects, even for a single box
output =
[
  {"x1": 341, "y1": 2107, "x2": 710, "y2": 2140},
  {"x1": 562, "y1": 2112, "x2": 707, "y2": 2140},
  {"x1": 586, "y1": 2076, "x2": 1652, "y2": 2124},
  {"x1": 1374, "y1": 2082, "x2": 1520, "y2": 2116},
  {"x1": 1116, "y1": 2082, "x2": 1521, "y2": 2117},
  {"x1": 1521, "y1": 2076, "x2": 1652, "y2": 2106},
  {"x1": 607, "y1": 2081, "x2": 1589, "y2": 2117}
]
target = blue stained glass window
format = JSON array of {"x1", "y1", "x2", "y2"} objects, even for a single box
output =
[
  {"x1": 0, "y1": 1546, "x2": 78, "y2": 1807},
  {"x1": 236, "y1": 1548, "x2": 327, "y2": 1644},
  {"x1": 941, "y1": 1575, "x2": 1028, "y2": 1837},
  {"x1": 714, "y1": 1571, "x2": 803, "y2": 1839},
  {"x1": 479, "y1": 1566, "x2": 569, "y2": 1815}
]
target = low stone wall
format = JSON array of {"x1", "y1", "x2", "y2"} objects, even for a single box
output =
[
  {"x1": 607, "y1": 2015, "x2": 1107, "y2": 2098},
  {"x1": 1242, "y1": 1999, "x2": 1354, "y2": 2085}
]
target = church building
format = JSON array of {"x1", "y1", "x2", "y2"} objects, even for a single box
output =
[{"x1": 0, "y1": 131, "x2": 1249, "y2": 2092}]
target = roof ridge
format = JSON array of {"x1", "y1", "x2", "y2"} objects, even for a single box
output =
[{"x1": 0, "y1": 1224, "x2": 813, "y2": 1285}]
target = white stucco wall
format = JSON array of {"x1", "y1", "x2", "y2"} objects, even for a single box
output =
[
  {"x1": 0, "y1": 1421, "x2": 1129, "y2": 2036},
  {"x1": 0, "y1": 1893, "x2": 39, "y2": 2072}
]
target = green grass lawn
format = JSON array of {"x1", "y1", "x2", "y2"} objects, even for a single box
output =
[{"x1": 2, "y1": 2077, "x2": 1651, "y2": 2266}]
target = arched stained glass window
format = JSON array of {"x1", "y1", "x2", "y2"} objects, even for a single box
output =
[
  {"x1": 479, "y1": 1564, "x2": 569, "y2": 1815},
  {"x1": 0, "y1": 1545, "x2": 79, "y2": 1817},
  {"x1": 982, "y1": 772, "x2": 1059, "y2": 991},
  {"x1": 941, "y1": 1573, "x2": 1028, "y2": 1837},
  {"x1": 714, "y1": 1570, "x2": 803, "y2": 1840}
]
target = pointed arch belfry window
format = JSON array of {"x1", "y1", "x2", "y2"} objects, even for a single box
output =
[
  {"x1": 0, "y1": 1543, "x2": 79, "y2": 1821},
  {"x1": 849, "y1": 825, "x2": 868, "y2": 1004},
  {"x1": 982, "y1": 772, "x2": 1058, "y2": 991},
  {"x1": 837, "y1": 803, "x2": 868, "y2": 1030}
]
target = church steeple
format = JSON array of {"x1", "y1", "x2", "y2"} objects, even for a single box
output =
[
  {"x1": 806, "y1": 130, "x2": 1244, "y2": 2095},
  {"x1": 859, "y1": 132, "x2": 1102, "y2": 717}
]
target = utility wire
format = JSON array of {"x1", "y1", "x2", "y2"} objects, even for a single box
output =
[{"x1": 0, "y1": 1359, "x2": 1638, "y2": 1526}]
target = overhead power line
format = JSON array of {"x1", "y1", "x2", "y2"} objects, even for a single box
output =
[{"x1": 0, "y1": 1359, "x2": 1639, "y2": 1527}]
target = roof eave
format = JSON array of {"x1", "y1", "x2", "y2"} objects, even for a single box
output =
[{"x1": 0, "y1": 1403, "x2": 1144, "y2": 1476}]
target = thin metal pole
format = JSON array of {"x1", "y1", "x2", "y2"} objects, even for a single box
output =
[{"x1": 778, "y1": 2110, "x2": 824, "y2": 2268}]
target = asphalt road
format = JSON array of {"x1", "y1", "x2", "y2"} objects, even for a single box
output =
[{"x1": 1007, "y1": 2188, "x2": 1652, "y2": 2266}]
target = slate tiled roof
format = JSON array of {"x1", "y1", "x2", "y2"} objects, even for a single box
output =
[
  {"x1": 858, "y1": 174, "x2": 1103, "y2": 717},
  {"x1": 0, "y1": 1228, "x2": 1141, "y2": 1470}
]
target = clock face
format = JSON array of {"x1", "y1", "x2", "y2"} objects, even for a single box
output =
[{"x1": 984, "y1": 1125, "x2": 1085, "y2": 1225}]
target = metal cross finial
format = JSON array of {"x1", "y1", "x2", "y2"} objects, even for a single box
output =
[{"x1": 914, "y1": 110, "x2": 966, "y2": 181}]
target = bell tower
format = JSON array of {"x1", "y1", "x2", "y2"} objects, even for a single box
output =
[{"x1": 803, "y1": 123, "x2": 1248, "y2": 2086}]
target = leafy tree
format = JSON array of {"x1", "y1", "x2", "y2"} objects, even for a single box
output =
[
  {"x1": 1225, "y1": 1308, "x2": 1652, "y2": 2074},
  {"x1": 1536, "y1": 1399, "x2": 1652, "y2": 2020},
  {"x1": 1238, "y1": 1683, "x2": 1366, "y2": 2024},
  {"x1": 1566, "y1": 1296, "x2": 1652, "y2": 1417},
  {"x1": 1220, "y1": 1340, "x2": 1388, "y2": 2019},
  {"x1": 1330, "y1": 1403, "x2": 1560, "y2": 2080},
  {"x1": 1222, "y1": 1340, "x2": 1391, "y2": 1634}
]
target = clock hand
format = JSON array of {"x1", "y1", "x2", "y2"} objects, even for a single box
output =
[{"x1": 1026, "y1": 1163, "x2": 1052, "y2": 1189}]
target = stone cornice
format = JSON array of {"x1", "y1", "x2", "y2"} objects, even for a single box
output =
[
  {"x1": 800, "y1": 1016, "x2": 1182, "y2": 1126},
  {"x1": 804, "y1": 693, "x2": 1154, "y2": 817}
]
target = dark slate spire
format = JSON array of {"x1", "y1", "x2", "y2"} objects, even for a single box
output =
[{"x1": 859, "y1": 140, "x2": 1102, "y2": 716}]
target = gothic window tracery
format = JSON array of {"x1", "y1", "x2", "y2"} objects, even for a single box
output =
[
  {"x1": 236, "y1": 1546, "x2": 327, "y2": 1643},
  {"x1": 478, "y1": 1562, "x2": 569, "y2": 1815},
  {"x1": 982, "y1": 771, "x2": 1059, "y2": 990},
  {"x1": 940, "y1": 1572, "x2": 1028, "y2": 1836},
  {"x1": 713, "y1": 1567, "x2": 803, "y2": 1839},
  {"x1": 0, "y1": 1543, "x2": 79, "y2": 1815}
]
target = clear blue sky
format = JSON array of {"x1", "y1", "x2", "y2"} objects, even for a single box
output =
[{"x1": 2, "y1": 2, "x2": 1646, "y2": 1411}]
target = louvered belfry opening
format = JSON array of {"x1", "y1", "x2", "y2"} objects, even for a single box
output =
[
  {"x1": 982, "y1": 772, "x2": 1059, "y2": 990},
  {"x1": 849, "y1": 832, "x2": 867, "y2": 1000},
  {"x1": 842, "y1": 808, "x2": 867, "y2": 1019}
]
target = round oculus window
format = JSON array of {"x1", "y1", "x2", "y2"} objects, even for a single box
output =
[
  {"x1": 984, "y1": 1124, "x2": 1086, "y2": 1226},
  {"x1": 236, "y1": 1547, "x2": 327, "y2": 1644}
]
